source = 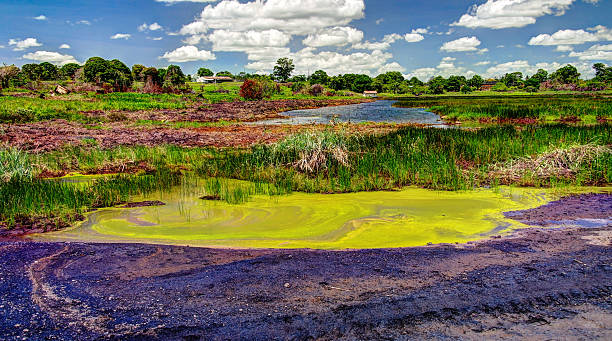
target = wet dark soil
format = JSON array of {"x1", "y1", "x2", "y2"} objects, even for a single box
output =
[
  {"x1": 0, "y1": 193, "x2": 610, "y2": 340},
  {"x1": 505, "y1": 193, "x2": 612, "y2": 226}
]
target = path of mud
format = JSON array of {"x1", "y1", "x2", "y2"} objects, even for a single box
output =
[{"x1": 0, "y1": 194, "x2": 610, "y2": 340}]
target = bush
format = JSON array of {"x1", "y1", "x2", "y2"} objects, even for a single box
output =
[
  {"x1": 291, "y1": 82, "x2": 306, "y2": 93},
  {"x1": 491, "y1": 82, "x2": 509, "y2": 92},
  {"x1": 240, "y1": 79, "x2": 264, "y2": 100},
  {"x1": 309, "y1": 84, "x2": 324, "y2": 96},
  {"x1": 460, "y1": 85, "x2": 473, "y2": 94}
]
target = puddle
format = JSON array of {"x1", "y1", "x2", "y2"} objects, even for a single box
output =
[
  {"x1": 253, "y1": 100, "x2": 445, "y2": 125},
  {"x1": 33, "y1": 181, "x2": 604, "y2": 249}
]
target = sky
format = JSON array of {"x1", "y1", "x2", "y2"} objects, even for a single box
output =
[{"x1": 1, "y1": 0, "x2": 611, "y2": 79}]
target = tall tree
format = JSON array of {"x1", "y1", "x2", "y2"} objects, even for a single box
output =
[
  {"x1": 272, "y1": 57, "x2": 295, "y2": 82},
  {"x1": 0, "y1": 65, "x2": 20, "y2": 88},
  {"x1": 21, "y1": 64, "x2": 43, "y2": 81},
  {"x1": 197, "y1": 67, "x2": 214, "y2": 77},
  {"x1": 165, "y1": 65, "x2": 186, "y2": 86},
  {"x1": 467, "y1": 75, "x2": 483, "y2": 89},
  {"x1": 132, "y1": 64, "x2": 145, "y2": 82},
  {"x1": 308, "y1": 70, "x2": 330, "y2": 85},
  {"x1": 551, "y1": 64, "x2": 580, "y2": 84},
  {"x1": 60, "y1": 63, "x2": 81, "y2": 80}
]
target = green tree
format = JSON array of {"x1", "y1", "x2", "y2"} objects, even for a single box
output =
[
  {"x1": 408, "y1": 77, "x2": 424, "y2": 86},
  {"x1": 272, "y1": 57, "x2": 295, "y2": 82},
  {"x1": 38, "y1": 62, "x2": 59, "y2": 80},
  {"x1": 551, "y1": 64, "x2": 580, "y2": 84},
  {"x1": 21, "y1": 64, "x2": 43, "y2": 81},
  {"x1": 0, "y1": 65, "x2": 20, "y2": 88},
  {"x1": 593, "y1": 63, "x2": 612, "y2": 83},
  {"x1": 83, "y1": 57, "x2": 133, "y2": 89},
  {"x1": 501, "y1": 72, "x2": 523, "y2": 87},
  {"x1": 215, "y1": 71, "x2": 233, "y2": 78},
  {"x1": 428, "y1": 76, "x2": 446, "y2": 94},
  {"x1": 289, "y1": 74, "x2": 307, "y2": 82},
  {"x1": 350, "y1": 74, "x2": 373, "y2": 93},
  {"x1": 525, "y1": 69, "x2": 548, "y2": 88},
  {"x1": 60, "y1": 63, "x2": 81, "y2": 80},
  {"x1": 197, "y1": 67, "x2": 214, "y2": 77},
  {"x1": 445, "y1": 75, "x2": 466, "y2": 92},
  {"x1": 467, "y1": 75, "x2": 483, "y2": 89},
  {"x1": 165, "y1": 65, "x2": 186, "y2": 86},
  {"x1": 132, "y1": 64, "x2": 145, "y2": 82},
  {"x1": 308, "y1": 70, "x2": 330, "y2": 85}
]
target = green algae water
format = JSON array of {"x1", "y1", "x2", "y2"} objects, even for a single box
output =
[{"x1": 34, "y1": 178, "x2": 603, "y2": 249}]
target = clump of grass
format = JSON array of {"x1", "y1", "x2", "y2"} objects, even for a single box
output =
[
  {"x1": 0, "y1": 147, "x2": 33, "y2": 182},
  {"x1": 489, "y1": 144, "x2": 611, "y2": 185},
  {"x1": 274, "y1": 130, "x2": 350, "y2": 173}
]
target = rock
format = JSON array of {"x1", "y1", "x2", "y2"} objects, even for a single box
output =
[{"x1": 284, "y1": 282, "x2": 291, "y2": 288}]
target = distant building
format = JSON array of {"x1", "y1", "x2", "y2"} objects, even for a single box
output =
[
  {"x1": 195, "y1": 76, "x2": 234, "y2": 84},
  {"x1": 480, "y1": 81, "x2": 498, "y2": 91},
  {"x1": 363, "y1": 90, "x2": 378, "y2": 97}
]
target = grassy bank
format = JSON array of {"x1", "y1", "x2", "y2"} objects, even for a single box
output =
[
  {"x1": 2, "y1": 124, "x2": 609, "y2": 227},
  {"x1": 394, "y1": 94, "x2": 612, "y2": 122}
]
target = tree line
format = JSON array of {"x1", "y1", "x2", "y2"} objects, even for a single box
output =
[{"x1": 1, "y1": 55, "x2": 611, "y2": 95}]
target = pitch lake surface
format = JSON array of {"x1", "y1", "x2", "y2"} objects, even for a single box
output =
[
  {"x1": 33, "y1": 178, "x2": 603, "y2": 249},
  {"x1": 255, "y1": 100, "x2": 444, "y2": 125}
]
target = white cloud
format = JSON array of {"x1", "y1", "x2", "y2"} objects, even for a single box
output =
[
  {"x1": 440, "y1": 36, "x2": 481, "y2": 52},
  {"x1": 246, "y1": 48, "x2": 392, "y2": 76},
  {"x1": 149, "y1": 37, "x2": 164, "y2": 41},
  {"x1": 404, "y1": 33, "x2": 424, "y2": 43},
  {"x1": 138, "y1": 22, "x2": 163, "y2": 32},
  {"x1": 110, "y1": 33, "x2": 131, "y2": 40},
  {"x1": 303, "y1": 27, "x2": 363, "y2": 47},
  {"x1": 451, "y1": 0, "x2": 598, "y2": 29},
  {"x1": 375, "y1": 18, "x2": 384, "y2": 25},
  {"x1": 59, "y1": 44, "x2": 71, "y2": 49},
  {"x1": 556, "y1": 45, "x2": 573, "y2": 51},
  {"x1": 569, "y1": 44, "x2": 612, "y2": 60},
  {"x1": 76, "y1": 20, "x2": 91, "y2": 25},
  {"x1": 528, "y1": 25, "x2": 612, "y2": 45},
  {"x1": 406, "y1": 57, "x2": 476, "y2": 80},
  {"x1": 475, "y1": 61, "x2": 491, "y2": 66},
  {"x1": 161, "y1": 45, "x2": 216, "y2": 62},
  {"x1": 378, "y1": 62, "x2": 406, "y2": 74},
  {"x1": 22, "y1": 51, "x2": 79, "y2": 65},
  {"x1": 34, "y1": 15, "x2": 47, "y2": 20},
  {"x1": 156, "y1": 0, "x2": 219, "y2": 3},
  {"x1": 179, "y1": 0, "x2": 365, "y2": 36},
  {"x1": 8, "y1": 38, "x2": 42, "y2": 51},
  {"x1": 353, "y1": 33, "x2": 402, "y2": 50},
  {"x1": 208, "y1": 29, "x2": 291, "y2": 51}
]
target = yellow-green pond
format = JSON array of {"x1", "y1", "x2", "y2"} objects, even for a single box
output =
[{"x1": 33, "y1": 181, "x2": 603, "y2": 249}]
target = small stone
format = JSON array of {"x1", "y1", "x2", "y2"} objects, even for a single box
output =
[{"x1": 284, "y1": 282, "x2": 291, "y2": 288}]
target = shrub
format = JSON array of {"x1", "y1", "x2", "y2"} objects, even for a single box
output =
[
  {"x1": 240, "y1": 79, "x2": 264, "y2": 100},
  {"x1": 309, "y1": 84, "x2": 324, "y2": 96},
  {"x1": 460, "y1": 85, "x2": 473, "y2": 94},
  {"x1": 491, "y1": 82, "x2": 509, "y2": 92},
  {"x1": 291, "y1": 81, "x2": 306, "y2": 93}
]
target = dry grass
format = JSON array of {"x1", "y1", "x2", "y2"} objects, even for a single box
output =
[{"x1": 488, "y1": 144, "x2": 611, "y2": 183}]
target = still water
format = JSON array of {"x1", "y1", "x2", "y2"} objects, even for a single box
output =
[{"x1": 255, "y1": 100, "x2": 444, "y2": 125}]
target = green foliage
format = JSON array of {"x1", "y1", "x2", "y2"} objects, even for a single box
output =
[
  {"x1": 308, "y1": 70, "x2": 330, "y2": 85},
  {"x1": 467, "y1": 75, "x2": 483, "y2": 89},
  {"x1": 198, "y1": 67, "x2": 214, "y2": 77},
  {"x1": 491, "y1": 82, "x2": 509, "y2": 92},
  {"x1": 84, "y1": 57, "x2": 133, "y2": 90},
  {"x1": 60, "y1": 63, "x2": 81, "y2": 80},
  {"x1": 0, "y1": 65, "x2": 20, "y2": 88},
  {"x1": 428, "y1": 76, "x2": 446, "y2": 94},
  {"x1": 164, "y1": 65, "x2": 187, "y2": 87},
  {"x1": 21, "y1": 64, "x2": 43, "y2": 81},
  {"x1": 215, "y1": 71, "x2": 233, "y2": 78},
  {"x1": 0, "y1": 148, "x2": 33, "y2": 182},
  {"x1": 593, "y1": 63, "x2": 612, "y2": 83},
  {"x1": 132, "y1": 64, "x2": 145, "y2": 82},
  {"x1": 272, "y1": 57, "x2": 295, "y2": 82},
  {"x1": 501, "y1": 72, "x2": 523, "y2": 87},
  {"x1": 445, "y1": 75, "x2": 466, "y2": 92},
  {"x1": 551, "y1": 64, "x2": 580, "y2": 84}
]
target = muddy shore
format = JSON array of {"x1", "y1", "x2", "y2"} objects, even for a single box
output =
[{"x1": 0, "y1": 195, "x2": 610, "y2": 340}]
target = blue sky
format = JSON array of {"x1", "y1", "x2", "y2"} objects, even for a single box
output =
[{"x1": 1, "y1": 0, "x2": 611, "y2": 79}]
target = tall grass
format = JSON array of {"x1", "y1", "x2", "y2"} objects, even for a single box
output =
[
  {"x1": 395, "y1": 94, "x2": 612, "y2": 121},
  {"x1": 1, "y1": 124, "x2": 610, "y2": 227}
]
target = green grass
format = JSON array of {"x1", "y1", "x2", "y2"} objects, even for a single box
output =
[
  {"x1": 394, "y1": 94, "x2": 612, "y2": 122},
  {"x1": 0, "y1": 92, "x2": 191, "y2": 123},
  {"x1": 2, "y1": 124, "x2": 610, "y2": 227}
]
